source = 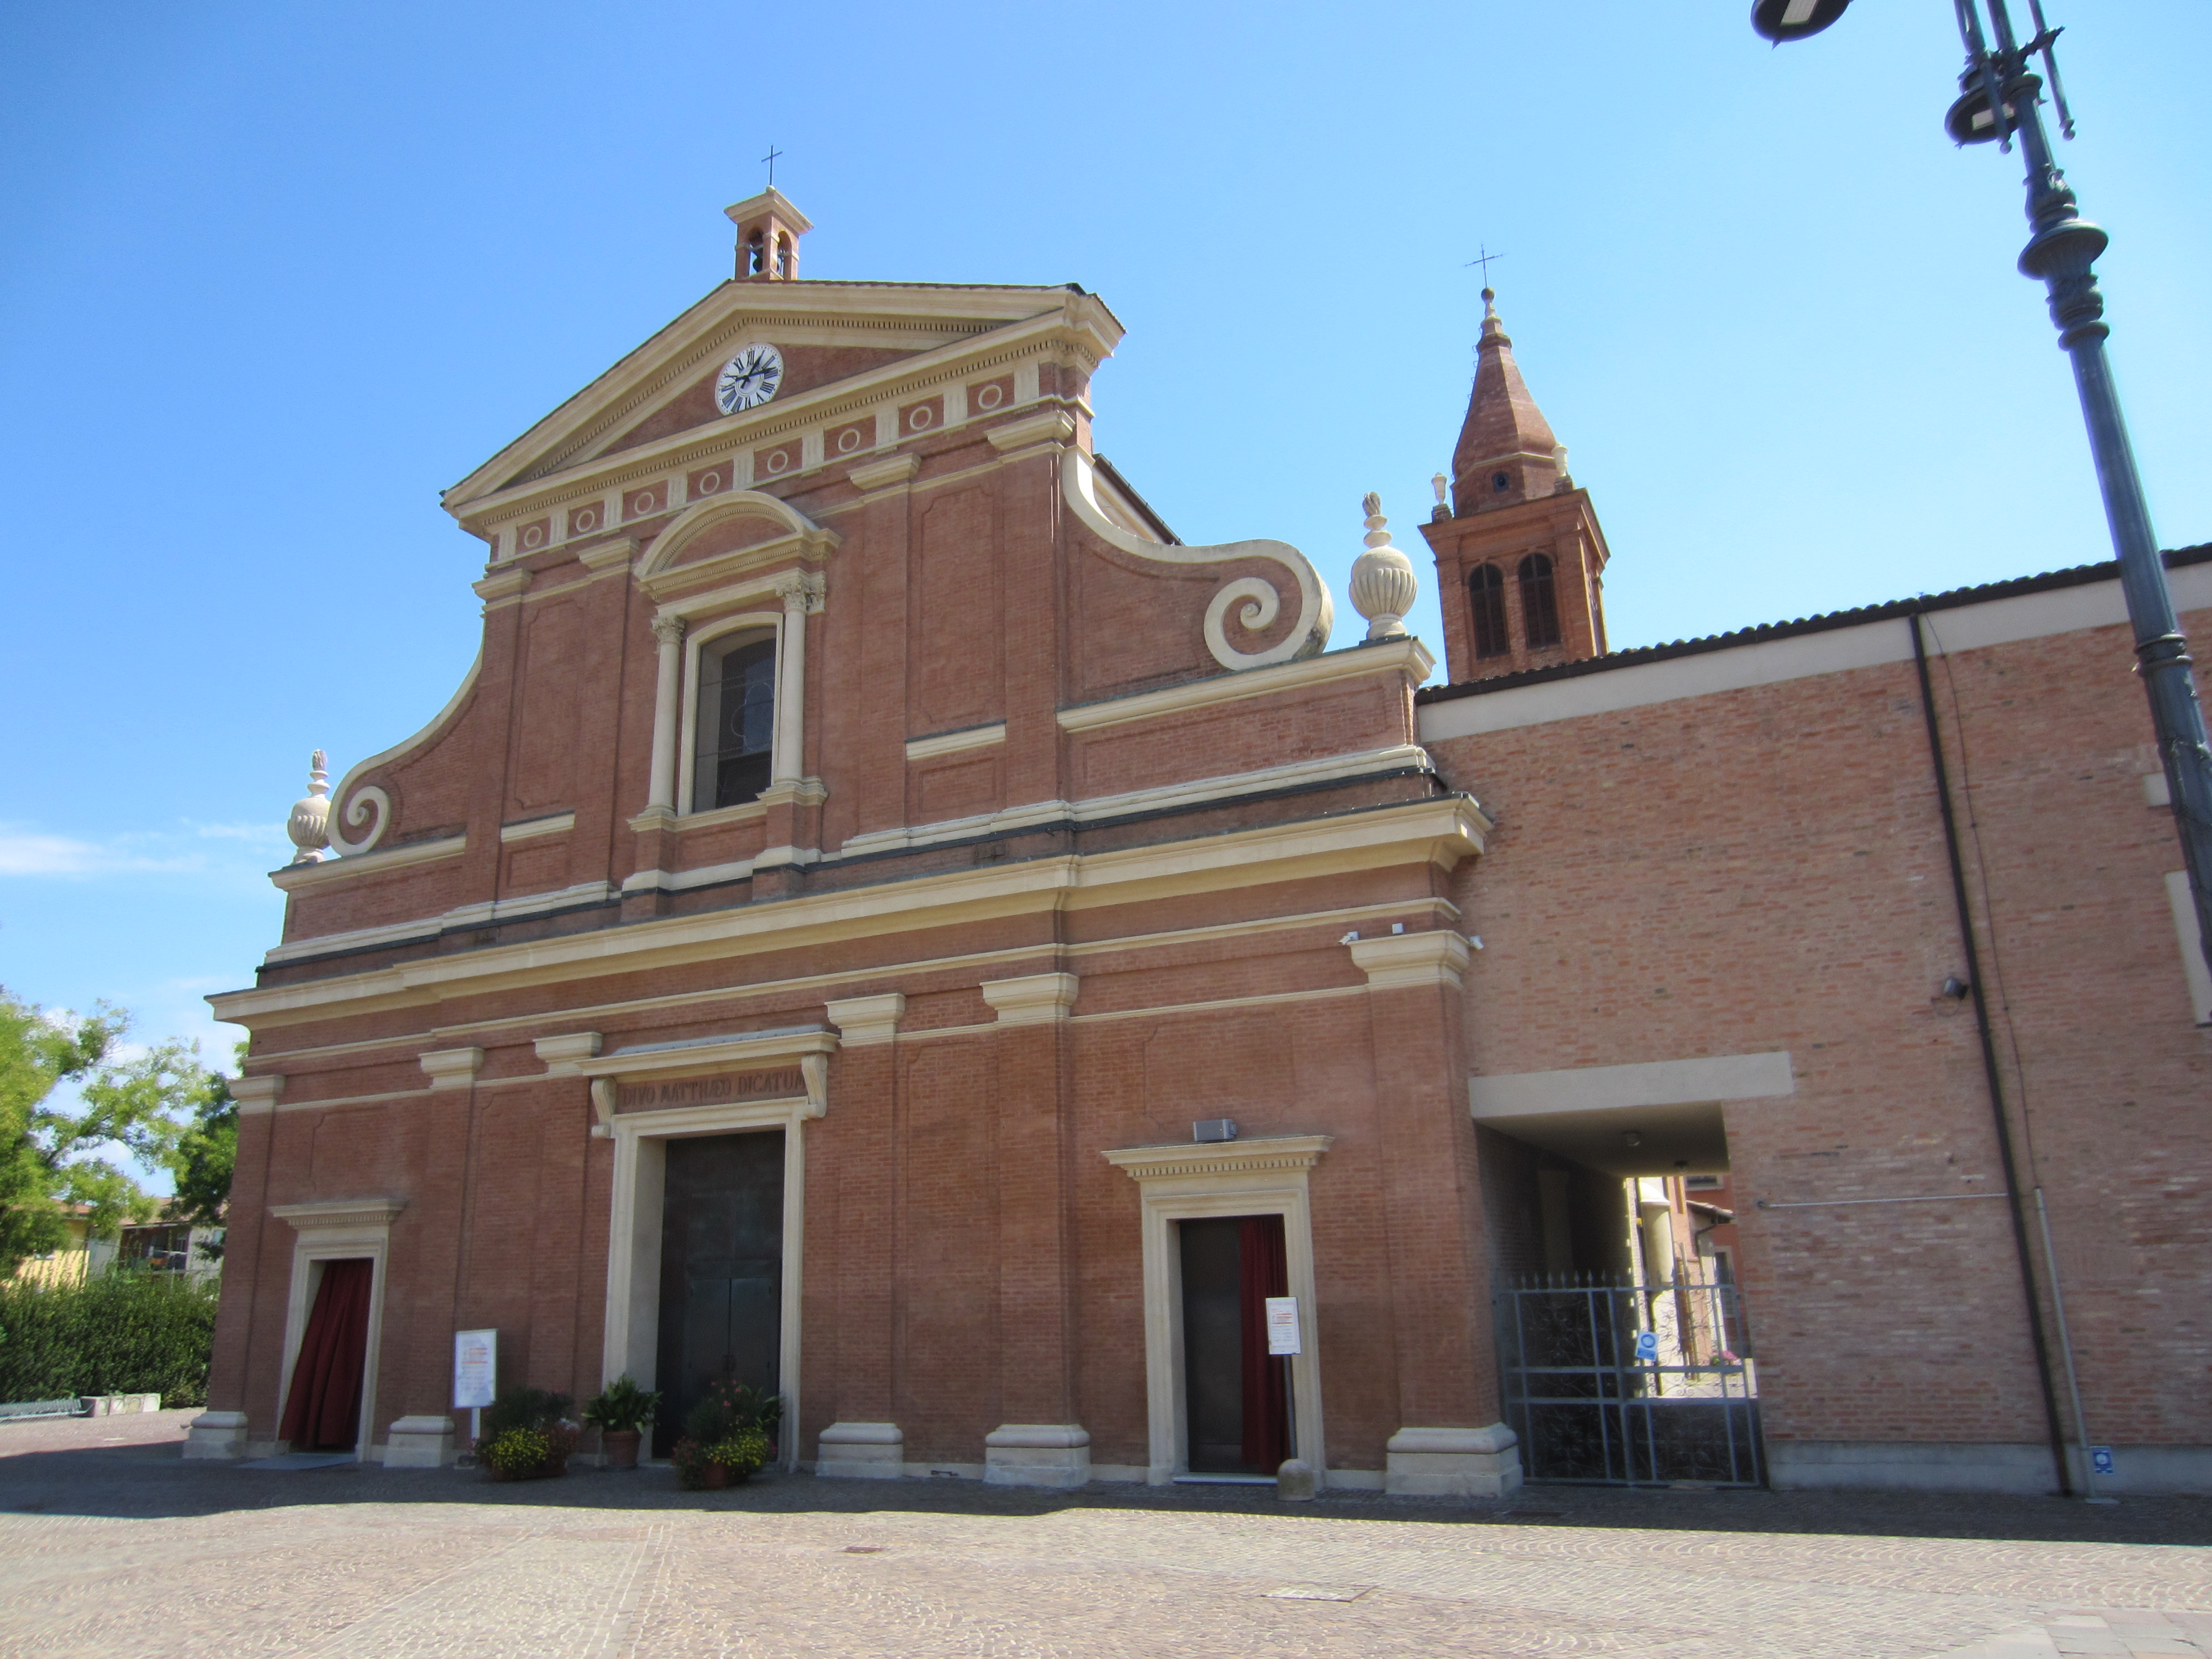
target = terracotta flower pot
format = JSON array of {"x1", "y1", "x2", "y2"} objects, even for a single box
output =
[
  {"x1": 602, "y1": 1430, "x2": 643, "y2": 1470},
  {"x1": 699, "y1": 1460, "x2": 732, "y2": 1490}
]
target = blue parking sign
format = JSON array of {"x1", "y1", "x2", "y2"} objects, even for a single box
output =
[
  {"x1": 1635, "y1": 1331, "x2": 1659, "y2": 1361},
  {"x1": 2090, "y1": 1446, "x2": 2115, "y2": 1477}
]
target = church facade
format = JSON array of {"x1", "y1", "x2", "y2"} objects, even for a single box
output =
[{"x1": 191, "y1": 192, "x2": 2212, "y2": 1497}]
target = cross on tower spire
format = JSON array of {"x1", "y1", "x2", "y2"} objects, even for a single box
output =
[{"x1": 761, "y1": 144, "x2": 784, "y2": 190}]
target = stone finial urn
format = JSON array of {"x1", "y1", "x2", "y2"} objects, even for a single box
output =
[
  {"x1": 1348, "y1": 492, "x2": 1417, "y2": 641},
  {"x1": 286, "y1": 750, "x2": 332, "y2": 865}
]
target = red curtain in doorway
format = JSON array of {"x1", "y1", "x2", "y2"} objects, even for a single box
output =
[
  {"x1": 278, "y1": 1258, "x2": 373, "y2": 1452},
  {"x1": 1238, "y1": 1215, "x2": 1290, "y2": 1472}
]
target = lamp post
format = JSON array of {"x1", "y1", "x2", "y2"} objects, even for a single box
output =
[{"x1": 1755, "y1": 0, "x2": 2212, "y2": 980}]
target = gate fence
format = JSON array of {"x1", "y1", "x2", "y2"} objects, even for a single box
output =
[{"x1": 1496, "y1": 1277, "x2": 1762, "y2": 1487}]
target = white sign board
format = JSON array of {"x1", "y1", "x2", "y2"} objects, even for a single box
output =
[
  {"x1": 1264, "y1": 1296, "x2": 1302, "y2": 1356},
  {"x1": 453, "y1": 1328, "x2": 497, "y2": 1410}
]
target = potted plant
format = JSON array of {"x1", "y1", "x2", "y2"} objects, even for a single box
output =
[
  {"x1": 582, "y1": 1375, "x2": 660, "y2": 1470},
  {"x1": 669, "y1": 1379, "x2": 782, "y2": 1490},
  {"x1": 672, "y1": 1426, "x2": 770, "y2": 1489},
  {"x1": 473, "y1": 1385, "x2": 577, "y2": 1481}
]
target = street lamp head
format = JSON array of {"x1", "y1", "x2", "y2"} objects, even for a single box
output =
[
  {"x1": 1946, "y1": 75, "x2": 2030, "y2": 147},
  {"x1": 1751, "y1": 0, "x2": 1851, "y2": 43}
]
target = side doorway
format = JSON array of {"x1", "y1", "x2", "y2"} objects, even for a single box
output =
[{"x1": 1177, "y1": 1214, "x2": 1292, "y2": 1479}]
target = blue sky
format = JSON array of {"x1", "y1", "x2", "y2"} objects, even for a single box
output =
[{"x1": 3, "y1": 0, "x2": 2208, "y2": 1139}]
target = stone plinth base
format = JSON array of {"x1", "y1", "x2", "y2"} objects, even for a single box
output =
[
  {"x1": 182, "y1": 1410, "x2": 250, "y2": 1460},
  {"x1": 85, "y1": 1394, "x2": 161, "y2": 1416},
  {"x1": 817, "y1": 1422, "x2": 904, "y2": 1479},
  {"x1": 384, "y1": 1415, "x2": 457, "y2": 1468},
  {"x1": 1385, "y1": 1425, "x2": 1522, "y2": 1498},
  {"x1": 984, "y1": 1424, "x2": 1091, "y2": 1489}
]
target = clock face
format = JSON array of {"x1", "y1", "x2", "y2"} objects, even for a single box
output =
[{"x1": 714, "y1": 343, "x2": 784, "y2": 414}]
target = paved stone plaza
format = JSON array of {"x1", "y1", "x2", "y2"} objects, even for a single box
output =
[{"x1": 2, "y1": 1412, "x2": 2207, "y2": 1658}]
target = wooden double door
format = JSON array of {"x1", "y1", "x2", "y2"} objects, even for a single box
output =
[{"x1": 654, "y1": 1130, "x2": 784, "y2": 1457}]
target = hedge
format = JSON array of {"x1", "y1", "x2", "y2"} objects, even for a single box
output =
[{"x1": 0, "y1": 1273, "x2": 220, "y2": 1406}]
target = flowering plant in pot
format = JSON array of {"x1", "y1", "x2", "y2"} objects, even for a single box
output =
[
  {"x1": 671, "y1": 1379, "x2": 781, "y2": 1490},
  {"x1": 582, "y1": 1376, "x2": 660, "y2": 1470},
  {"x1": 672, "y1": 1427, "x2": 770, "y2": 1489},
  {"x1": 473, "y1": 1385, "x2": 577, "y2": 1481}
]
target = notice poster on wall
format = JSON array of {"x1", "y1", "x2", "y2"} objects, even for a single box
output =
[
  {"x1": 453, "y1": 1329, "x2": 497, "y2": 1410},
  {"x1": 1264, "y1": 1296, "x2": 1302, "y2": 1356}
]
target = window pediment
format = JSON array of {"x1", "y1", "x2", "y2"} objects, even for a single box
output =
[{"x1": 639, "y1": 491, "x2": 837, "y2": 603}]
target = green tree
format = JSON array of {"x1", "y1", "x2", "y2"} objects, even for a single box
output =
[
  {"x1": 165, "y1": 1046, "x2": 239, "y2": 1259},
  {"x1": 0, "y1": 989, "x2": 220, "y2": 1277}
]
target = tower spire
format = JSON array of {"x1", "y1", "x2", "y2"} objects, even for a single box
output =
[
  {"x1": 1448, "y1": 287, "x2": 1563, "y2": 515},
  {"x1": 1418, "y1": 285, "x2": 1610, "y2": 684}
]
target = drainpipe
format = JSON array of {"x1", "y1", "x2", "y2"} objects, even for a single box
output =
[{"x1": 1910, "y1": 609, "x2": 2074, "y2": 1497}]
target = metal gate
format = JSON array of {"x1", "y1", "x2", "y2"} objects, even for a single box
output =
[{"x1": 1496, "y1": 1277, "x2": 1763, "y2": 1486}]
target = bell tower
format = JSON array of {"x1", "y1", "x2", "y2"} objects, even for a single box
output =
[
  {"x1": 724, "y1": 188, "x2": 812, "y2": 281},
  {"x1": 1417, "y1": 288, "x2": 1612, "y2": 684}
]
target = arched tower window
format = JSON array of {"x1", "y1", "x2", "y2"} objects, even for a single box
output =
[
  {"x1": 1518, "y1": 552, "x2": 1562, "y2": 649},
  {"x1": 693, "y1": 632, "x2": 776, "y2": 811},
  {"x1": 1469, "y1": 564, "x2": 1510, "y2": 659},
  {"x1": 746, "y1": 229, "x2": 767, "y2": 276},
  {"x1": 775, "y1": 232, "x2": 794, "y2": 278}
]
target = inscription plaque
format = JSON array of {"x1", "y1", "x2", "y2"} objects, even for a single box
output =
[{"x1": 615, "y1": 1069, "x2": 805, "y2": 1112}]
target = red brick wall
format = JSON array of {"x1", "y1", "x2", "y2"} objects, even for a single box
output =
[{"x1": 1427, "y1": 599, "x2": 2212, "y2": 1452}]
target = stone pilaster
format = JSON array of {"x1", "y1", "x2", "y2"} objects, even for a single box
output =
[
  {"x1": 1348, "y1": 931, "x2": 1522, "y2": 1499},
  {"x1": 820, "y1": 994, "x2": 905, "y2": 1475},
  {"x1": 979, "y1": 973, "x2": 1085, "y2": 1486}
]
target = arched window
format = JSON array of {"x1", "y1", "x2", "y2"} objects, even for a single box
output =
[
  {"x1": 774, "y1": 233, "x2": 793, "y2": 278},
  {"x1": 693, "y1": 632, "x2": 776, "y2": 811},
  {"x1": 1469, "y1": 564, "x2": 1510, "y2": 659},
  {"x1": 1519, "y1": 553, "x2": 1562, "y2": 649},
  {"x1": 746, "y1": 230, "x2": 767, "y2": 276}
]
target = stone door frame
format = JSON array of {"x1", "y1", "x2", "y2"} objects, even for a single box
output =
[
  {"x1": 1102, "y1": 1136, "x2": 1333, "y2": 1487},
  {"x1": 269, "y1": 1198, "x2": 404, "y2": 1461},
  {"x1": 603, "y1": 1096, "x2": 813, "y2": 1469}
]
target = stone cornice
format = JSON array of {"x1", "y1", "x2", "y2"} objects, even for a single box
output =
[
  {"x1": 985, "y1": 410, "x2": 1076, "y2": 453},
  {"x1": 418, "y1": 1047, "x2": 484, "y2": 1089},
  {"x1": 825, "y1": 993, "x2": 905, "y2": 1046},
  {"x1": 232, "y1": 1074, "x2": 284, "y2": 1115},
  {"x1": 1057, "y1": 638, "x2": 1435, "y2": 733},
  {"x1": 271, "y1": 1197, "x2": 406, "y2": 1230},
  {"x1": 905, "y1": 723, "x2": 1006, "y2": 761},
  {"x1": 471, "y1": 567, "x2": 530, "y2": 605},
  {"x1": 571, "y1": 1026, "x2": 839, "y2": 1081},
  {"x1": 212, "y1": 797, "x2": 1489, "y2": 1030},
  {"x1": 269, "y1": 834, "x2": 468, "y2": 893},
  {"x1": 848, "y1": 453, "x2": 920, "y2": 492},
  {"x1": 1348, "y1": 930, "x2": 1473, "y2": 991},
  {"x1": 1102, "y1": 1135, "x2": 1335, "y2": 1182},
  {"x1": 980, "y1": 973, "x2": 1078, "y2": 1025},
  {"x1": 450, "y1": 293, "x2": 1120, "y2": 524},
  {"x1": 533, "y1": 1032, "x2": 603, "y2": 1074}
]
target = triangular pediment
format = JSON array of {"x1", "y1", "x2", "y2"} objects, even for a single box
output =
[{"x1": 445, "y1": 280, "x2": 1091, "y2": 513}]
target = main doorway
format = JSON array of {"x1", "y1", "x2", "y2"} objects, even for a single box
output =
[
  {"x1": 653, "y1": 1130, "x2": 784, "y2": 1458},
  {"x1": 1178, "y1": 1214, "x2": 1291, "y2": 1478}
]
